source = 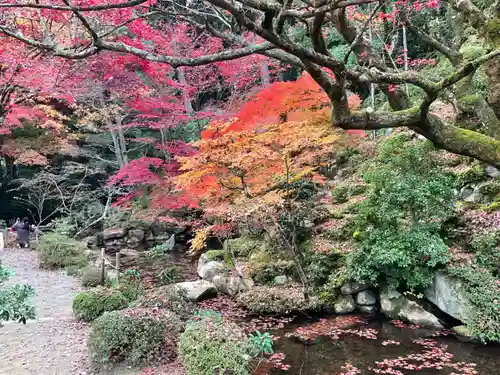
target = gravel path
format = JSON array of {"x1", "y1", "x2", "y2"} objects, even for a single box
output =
[{"x1": 0, "y1": 248, "x2": 143, "y2": 375}]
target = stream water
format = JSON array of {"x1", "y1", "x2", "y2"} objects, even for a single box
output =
[{"x1": 266, "y1": 318, "x2": 499, "y2": 375}]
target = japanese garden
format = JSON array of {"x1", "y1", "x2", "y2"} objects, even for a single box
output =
[{"x1": 0, "y1": 0, "x2": 499, "y2": 374}]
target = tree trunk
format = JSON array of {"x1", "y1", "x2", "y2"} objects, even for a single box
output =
[
  {"x1": 177, "y1": 67, "x2": 194, "y2": 115},
  {"x1": 260, "y1": 62, "x2": 270, "y2": 85},
  {"x1": 116, "y1": 116, "x2": 128, "y2": 166},
  {"x1": 110, "y1": 130, "x2": 124, "y2": 168}
]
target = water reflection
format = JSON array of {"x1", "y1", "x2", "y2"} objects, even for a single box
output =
[{"x1": 269, "y1": 319, "x2": 500, "y2": 374}]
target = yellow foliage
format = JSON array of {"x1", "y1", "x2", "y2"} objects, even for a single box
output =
[
  {"x1": 35, "y1": 105, "x2": 70, "y2": 121},
  {"x1": 190, "y1": 228, "x2": 209, "y2": 255}
]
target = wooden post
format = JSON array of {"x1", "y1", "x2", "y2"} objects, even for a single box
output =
[
  {"x1": 99, "y1": 248, "x2": 105, "y2": 285},
  {"x1": 115, "y1": 252, "x2": 120, "y2": 287}
]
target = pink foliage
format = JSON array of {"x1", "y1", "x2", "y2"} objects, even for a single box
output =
[{"x1": 108, "y1": 157, "x2": 170, "y2": 186}]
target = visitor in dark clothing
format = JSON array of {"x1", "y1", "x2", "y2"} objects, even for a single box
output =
[{"x1": 11, "y1": 218, "x2": 33, "y2": 248}]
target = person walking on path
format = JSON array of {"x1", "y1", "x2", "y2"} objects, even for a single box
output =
[{"x1": 10, "y1": 217, "x2": 33, "y2": 249}]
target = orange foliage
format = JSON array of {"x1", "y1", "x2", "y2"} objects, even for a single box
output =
[
  {"x1": 176, "y1": 73, "x2": 363, "y2": 213},
  {"x1": 201, "y1": 72, "x2": 363, "y2": 139}
]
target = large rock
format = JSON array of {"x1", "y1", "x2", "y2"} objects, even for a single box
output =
[
  {"x1": 380, "y1": 286, "x2": 443, "y2": 328},
  {"x1": 274, "y1": 275, "x2": 291, "y2": 285},
  {"x1": 197, "y1": 252, "x2": 211, "y2": 275},
  {"x1": 102, "y1": 228, "x2": 126, "y2": 241},
  {"x1": 452, "y1": 325, "x2": 480, "y2": 344},
  {"x1": 213, "y1": 275, "x2": 254, "y2": 296},
  {"x1": 199, "y1": 261, "x2": 224, "y2": 282},
  {"x1": 334, "y1": 295, "x2": 356, "y2": 314},
  {"x1": 485, "y1": 165, "x2": 500, "y2": 178},
  {"x1": 164, "y1": 234, "x2": 176, "y2": 251},
  {"x1": 424, "y1": 271, "x2": 468, "y2": 322},
  {"x1": 358, "y1": 305, "x2": 378, "y2": 314},
  {"x1": 461, "y1": 182, "x2": 493, "y2": 203},
  {"x1": 127, "y1": 229, "x2": 145, "y2": 245},
  {"x1": 356, "y1": 289, "x2": 377, "y2": 306},
  {"x1": 175, "y1": 280, "x2": 217, "y2": 302},
  {"x1": 340, "y1": 281, "x2": 371, "y2": 295},
  {"x1": 197, "y1": 253, "x2": 224, "y2": 281}
]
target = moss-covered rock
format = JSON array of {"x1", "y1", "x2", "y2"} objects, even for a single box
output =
[
  {"x1": 477, "y1": 180, "x2": 500, "y2": 200},
  {"x1": 203, "y1": 249, "x2": 225, "y2": 262},
  {"x1": 224, "y1": 236, "x2": 265, "y2": 257},
  {"x1": 248, "y1": 260, "x2": 297, "y2": 285},
  {"x1": 73, "y1": 287, "x2": 128, "y2": 322},
  {"x1": 236, "y1": 285, "x2": 323, "y2": 314},
  {"x1": 248, "y1": 249, "x2": 272, "y2": 265},
  {"x1": 455, "y1": 165, "x2": 485, "y2": 188}
]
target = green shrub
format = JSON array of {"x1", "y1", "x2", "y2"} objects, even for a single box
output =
[
  {"x1": 477, "y1": 180, "x2": 500, "y2": 201},
  {"x1": 115, "y1": 269, "x2": 143, "y2": 302},
  {"x1": 305, "y1": 250, "x2": 343, "y2": 288},
  {"x1": 80, "y1": 265, "x2": 102, "y2": 287},
  {"x1": 455, "y1": 165, "x2": 485, "y2": 188},
  {"x1": 0, "y1": 263, "x2": 35, "y2": 324},
  {"x1": 38, "y1": 220, "x2": 88, "y2": 269},
  {"x1": 179, "y1": 312, "x2": 254, "y2": 375},
  {"x1": 65, "y1": 265, "x2": 80, "y2": 276},
  {"x1": 89, "y1": 308, "x2": 183, "y2": 366},
  {"x1": 132, "y1": 286, "x2": 196, "y2": 321},
  {"x1": 448, "y1": 266, "x2": 500, "y2": 343},
  {"x1": 469, "y1": 231, "x2": 500, "y2": 276},
  {"x1": 224, "y1": 236, "x2": 264, "y2": 257},
  {"x1": 236, "y1": 285, "x2": 323, "y2": 314},
  {"x1": 348, "y1": 135, "x2": 454, "y2": 291},
  {"x1": 204, "y1": 249, "x2": 225, "y2": 262},
  {"x1": 331, "y1": 185, "x2": 349, "y2": 203},
  {"x1": 72, "y1": 287, "x2": 128, "y2": 322},
  {"x1": 156, "y1": 266, "x2": 181, "y2": 285},
  {"x1": 331, "y1": 183, "x2": 367, "y2": 203},
  {"x1": 145, "y1": 243, "x2": 172, "y2": 260},
  {"x1": 248, "y1": 260, "x2": 296, "y2": 285}
]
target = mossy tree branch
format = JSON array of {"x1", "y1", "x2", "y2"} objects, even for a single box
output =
[{"x1": 1, "y1": 0, "x2": 500, "y2": 166}]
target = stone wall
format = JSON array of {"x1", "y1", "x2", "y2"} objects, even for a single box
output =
[{"x1": 88, "y1": 221, "x2": 188, "y2": 251}]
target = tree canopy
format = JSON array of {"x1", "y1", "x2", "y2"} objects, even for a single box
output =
[{"x1": 0, "y1": 0, "x2": 499, "y2": 166}]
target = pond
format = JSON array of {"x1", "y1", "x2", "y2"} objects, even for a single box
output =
[{"x1": 263, "y1": 317, "x2": 499, "y2": 375}]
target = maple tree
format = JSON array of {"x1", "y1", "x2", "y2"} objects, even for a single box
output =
[
  {"x1": 0, "y1": 0, "x2": 498, "y2": 167},
  {"x1": 176, "y1": 72, "x2": 363, "y2": 212},
  {"x1": 173, "y1": 73, "x2": 364, "y2": 295}
]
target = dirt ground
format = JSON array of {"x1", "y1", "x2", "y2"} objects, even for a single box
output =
[{"x1": 0, "y1": 248, "x2": 146, "y2": 375}]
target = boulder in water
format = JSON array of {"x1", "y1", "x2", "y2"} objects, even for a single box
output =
[
  {"x1": 356, "y1": 289, "x2": 377, "y2": 306},
  {"x1": 334, "y1": 295, "x2": 356, "y2": 314},
  {"x1": 424, "y1": 271, "x2": 468, "y2": 322},
  {"x1": 340, "y1": 281, "x2": 371, "y2": 295},
  {"x1": 380, "y1": 286, "x2": 443, "y2": 328}
]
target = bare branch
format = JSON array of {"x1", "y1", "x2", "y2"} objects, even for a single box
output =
[
  {"x1": 402, "y1": 13, "x2": 462, "y2": 66},
  {"x1": 62, "y1": 0, "x2": 99, "y2": 43},
  {"x1": 95, "y1": 39, "x2": 275, "y2": 68},
  {"x1": 344, "y1": 4, "x2": 382, "y2": 64}
]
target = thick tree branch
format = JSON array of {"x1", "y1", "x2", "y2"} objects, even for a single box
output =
[
  {"x1": 344, "y1": 4, "x2": 382, "y2": 64},
  {"x1": 403, "y1": 15, "x2": 463, "y2": 66},
  {"x1": 0, "y1": 0, "x2": 150, "y2": 11}
]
